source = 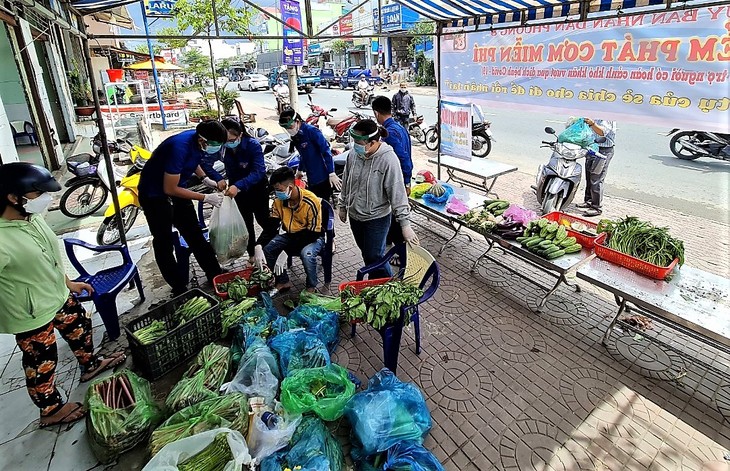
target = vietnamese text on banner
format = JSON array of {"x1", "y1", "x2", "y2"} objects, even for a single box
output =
[{"x1": 440, "y1": 101, "x2": 472, "y2": 160}]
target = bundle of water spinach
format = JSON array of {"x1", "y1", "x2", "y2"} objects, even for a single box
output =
[{"x1": 597, "y1": 216, "x2": 685, "y2": 267}]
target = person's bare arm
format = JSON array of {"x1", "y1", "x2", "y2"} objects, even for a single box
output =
[{"x1": 163, "y1": 173, "x2": 205, "y2": 201}]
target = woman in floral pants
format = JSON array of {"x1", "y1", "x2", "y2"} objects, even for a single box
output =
[{"x1": 0, "y1": 163, "x2": 125, "y2": 427}]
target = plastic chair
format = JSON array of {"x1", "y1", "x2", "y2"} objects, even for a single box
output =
[
  {"x1": 235, "y1": 99, "x2": 256, "y2": 123},
  {"x1": 63, "y1": 239, "x2": 145, "y2": 341},
  {"x1": 10, "y1": 121, "x2": 37, "y2": 146},
  {"x1": 287, "y1": 198, "x2": 335, "y2": 286},
  {"x1": 351, "y1": 243, "x2": 440, "y2": 372}
]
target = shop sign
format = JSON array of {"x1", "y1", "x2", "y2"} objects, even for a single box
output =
[
  {"x1": 340, "y1": 14, "x2": 353, "y2": 37},
  {"x1": 144, "y1": 0, "x2": 174, "y2": 17},
  {"x1": 440, "y1": 101, "x2": 472, "y2": 160},
  {"x1": 99, "y1": 104, "x2": 188, "y2": 126},
  {"x1": 281, "y1": 0, "x2": 304, "y2": 66}
]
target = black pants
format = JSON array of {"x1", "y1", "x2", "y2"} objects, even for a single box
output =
[
  {"x1": 395, "y1": 113, "x2": 410, "y2": 129},
  {"x1": 140, "y1": 195, "x2": 221, "y2": 292},
  {"x1": 386, "y1": 214, "x2": 404, "y2": 246},
  {"x1": 308, "y1": 180, "x2": 332, "y2": 201},
  {"x1": 234, "y1": 184, "x2": 274, "y2": 257}
]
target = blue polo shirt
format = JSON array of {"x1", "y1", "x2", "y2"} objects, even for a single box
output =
[
  {"x1": 291, "y1": 123, "x2": 334, "y2": 186},
  {"x1": 223, "y1": 136, "x2": 267, "y2": 192},
  {"x1": 139, "y1": 130, "x2": 220, "y2": 198},
  {"x1": 382, "y1": 117, "x2": 413, "y2": 185}
]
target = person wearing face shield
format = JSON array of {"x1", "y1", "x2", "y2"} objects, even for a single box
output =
[
  {"x1": 0, "y1": 163, "x2": 127, "y2": 428},
  {"x1": 251, "y1": 167, "x2": 325, "y2": 293},
  {"x1": 392, "y1": 82, "x2": 416, "y2": 129},
  {"x1": 278, "y1": 109, "x2": 341, "y2": 201},
  {"x1": 220, "y1": 118, "x2": 273, "y2": 264},
  {"x1": 338, "y1": 120, "x2": 419, "y2": 279},
  {"x1": 138, "y1": 121, "x2": 227, "y2": 296}
]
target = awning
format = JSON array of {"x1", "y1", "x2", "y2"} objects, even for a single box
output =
[
  {"x1": 126, "y1": 60, "x2": 182, "y2": 70},
  {"x1": 395, "y1": 0, "x2": 670, "y2": 26},
  {"x1": 72, "y1": 0, "x2": 139, "y2": 14},
  {"x1": 90, "y1": 6, "x2": 134, "y2": 28}
]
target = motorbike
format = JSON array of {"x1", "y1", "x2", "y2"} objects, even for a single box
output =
[
  {"x1": 667, "y1": 129, "x2": 730, "y2": 161},
  {"x1": 352, "y1": 86, "x2": 374, "y2": 108},
  {"x1": 60, "y1": 136, "x2": 135, "y2": 218},
  {"x1": 422, "y1": 121, "x2": 495, "y2": 157},
  {"x1": 305, "y1": 95, "x2": 337, "y2": 128},
  {"x1": 326, "y1": 110, "x2": 369, "y2": 144},
  {"x1": 407, "y1": 115, "x2": 426, "y2": 144},
  {"x1": 534, "y1": 127, "x2": 607, "y2": 214},
  {"x1": 274, "y1": 91, "x2": 291, "y2": 115}
]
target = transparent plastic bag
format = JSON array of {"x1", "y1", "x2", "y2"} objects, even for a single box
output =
[
  {"x1": 344, "y1": 369, "x2": 432, "y2": 457},
  {"x1": 248, "y1": 403, "x2": 302, "y2": 462},
  {"x1": 280, "y1": 364, "x2": 355, "y2": 421},
  {"x1": 502, "y1": 205, "x2": 538, "y2": 226},
  {"x1": 269, "y1": 330, "x2": 331, "y2": 377},
  {"x1": 143, "y1": 427, "x2": 252, "y2": 470},
  {"x1": 383, "y1": 441, "x2": 445, "y2": 471},
  {"x1": 209, "y1": 196, "x2": 249, "y2": 262},
  {"x1": 288, "y1": 304, "x2": 340, "y2": 353},
  {"x1": 225, "y1": 339, "x2": 280, "y2": 403},
  {"x1": 259, "y1": 417, "x2": 345, "y2": 471}
]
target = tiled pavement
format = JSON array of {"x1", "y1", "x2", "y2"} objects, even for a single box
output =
[{"x1": 1, "y1": 108, "x2": 728, "y2": 470}]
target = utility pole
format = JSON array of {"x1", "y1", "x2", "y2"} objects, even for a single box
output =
[{"x1": 288, "y1": 66, "x2": 298, "y2": 113}]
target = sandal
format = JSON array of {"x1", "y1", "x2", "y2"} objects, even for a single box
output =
[
  {"x1": 39, "y1": 402, "x2": 85, "y2": 428},
  {"x1": 80, "y1": 352, "x2": 127, "y2": 383}
]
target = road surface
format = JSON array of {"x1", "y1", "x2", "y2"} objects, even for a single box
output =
[{"x1": 227, "y1": 83, "x2": 730, "y2": 224}]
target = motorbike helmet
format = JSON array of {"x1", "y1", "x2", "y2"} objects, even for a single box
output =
[
  {"x1": 0, "y1": 162, "x2": 61, "y2": 196},
  {"x1": 415, "y1": 170, "x2": 436, "y2": 184}
]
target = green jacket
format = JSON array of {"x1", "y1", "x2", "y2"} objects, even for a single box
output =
[{"x1": 0, "y1": 215, "x2": 68, "y2": 334}]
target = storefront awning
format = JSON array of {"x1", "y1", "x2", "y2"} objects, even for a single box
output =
[{"x1": 72, "y1": 0, "x2": 139, "y2": 14}]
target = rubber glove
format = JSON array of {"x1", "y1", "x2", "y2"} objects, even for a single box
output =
[
  {"x1": 274, "y1": 259, "x2": 287, "y2": 276},
  {"x1": 338, "y1": 206, "x2": 348, "y2": 223},
  {"x1": 402, "y1": 225, "x2": 420, "y2": 247},
  {"x1": 253, "y1": 245, "x2": 266, "y2": 269},
  {"x1": 203, "y1": 193, "x2": 223, "y2": 208},
  {"x1": 202, "y1": 177, "x2": 217, "y2": 189},
  {"x1": 329, "y1": 172, "x2": 342, "y2": 191}
]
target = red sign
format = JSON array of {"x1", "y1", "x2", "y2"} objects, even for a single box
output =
[
  {"x1": 134, "y1": 70, "x2": 149, "y2": 80},
  {"x1": 339, "y1": 14, "x2": 353, "y2": 37}
]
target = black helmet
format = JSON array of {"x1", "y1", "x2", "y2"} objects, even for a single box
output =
[{"x1": 0, "y1": 162, "x2": 61, "y2": 196}]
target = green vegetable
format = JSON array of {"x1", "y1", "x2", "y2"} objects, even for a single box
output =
[
  {"x1": 555, "y1": 225, "x2": 567, "y2": 243},
  {"x1": 560, "y1": 236, "x2": 577, "y2": 247},
  {"x1": 133, "y1": 320, "x2": 167, "y2": 345},
  {"x1": 299, "y1": 290, "x2": 343, "y2": 312},
  {"x1": 537, "y1": 218, "x2": 548, "y2": 229},
  {"x1": 526, "y1": 238, "x2": 544, "y2": 248},
  {"x1": 342, "y1": 281, "x2": 423, "y2": 330},
  {"x1": 546, "y1": 249, "x2": 566, "y2": 259},
  {"x1": 597, "y1": 216, "x2": 685, "y2": 267},
  {"x1": 546, "y1": 221, "x2": 559, "y2": 233},
  {"x1": 564, "y1": 244, "x2": 583, "y2": 254},
  {"x1": 221, "y1": 298, "x2": 257, "y2": 337},
  {"x1": 175, "y1": 297, "x2": 212, "y2": 325},
  {"x1": 166, "y1": 344, "x2": 230, "y2": 412},
  {"x1": 539, "y1": 240, "x2": 553, "y2": 248},
  {"x1": 178, "y1": 432, "x2": 232, "y2": 471},
  {"x1": 222, "y1": 276, "x2": 249, "y2": 302},
  {"x1": 250, "y1": 266, "x2": 274, "y2": 288}
]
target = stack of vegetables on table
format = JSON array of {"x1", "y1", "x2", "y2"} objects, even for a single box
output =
[
  {"x1": 597, "y1": 216, "x2": 685, "y2": 268},
  {"x1": 341, "y1": 280, "x2": 424, "y2": 330},
  {"x1": 459, "y1": 199, "x2": 512, "y2": 235},
  {"x1": 517, "y1": 217, "x2": 583, "y2": 259}
]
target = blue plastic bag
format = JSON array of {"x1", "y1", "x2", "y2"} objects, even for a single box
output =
[
  {"x1": 383, "y1": 441, "x2": 445, "y2": 471},
  {"x1": 557, "y1": 118, "x2": 597, "y2": 149},
  {"x1": 259, "y1": 417, "x2": 345, "y2": 471},
  {"x1": 269, "y1": 330, "x2": 331, "y2": 377},
  {"x1": 231, "y1": 293, "x2": 280, "y2": 368},
  {"x1": 288, "y1": 304, "x2": 340, "y2": 353},
  {"x1": 422, "y1": 183, "x2": 454, "y2": 205},
  {"x1": 345, "y1": 369, "x2": 432, "y2": 457}
]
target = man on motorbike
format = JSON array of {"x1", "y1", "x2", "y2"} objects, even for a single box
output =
[
  {"x1": 273, "y1": 79, "x2": 290, "y2": 114},
  {"x1": 356, "y1": 76, "x2": 370, "y2": 102},
  {"x1": 392, "y1": 82, "x2": 416, "y2": 129},
  {"x1": 573, "y1": 117, "x2": 617, "y2": 217}
]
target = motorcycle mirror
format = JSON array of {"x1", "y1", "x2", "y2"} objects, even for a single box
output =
[
  {"x1": 330, "y1": 108, "x2": 337, "y2": 112},
  {"x1": 595, "y1": 136, "x2": 607, "y2": 144},
  {"x1": 545, "y1": 127, "x2": 556, "y2": 135}
]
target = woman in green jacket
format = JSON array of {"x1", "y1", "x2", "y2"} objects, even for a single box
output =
[{"x1": 0, "y1": 163, "x2": 125, "y2": 427}]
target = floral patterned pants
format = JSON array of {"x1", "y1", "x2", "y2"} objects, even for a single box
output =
[{"x1": 14, "y1": 296, "x2": 98, "y2": 416}]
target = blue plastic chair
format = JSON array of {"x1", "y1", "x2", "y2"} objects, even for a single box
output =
[
  {"x1": 351, "y1": 243, "x2": 440, "y2": 372},
  {"x1": 63, "y1": 239, "x2": 145, "y2": 340},
  {"x1": 287, "y1": 198, "x2": 335, "y2": 286}
]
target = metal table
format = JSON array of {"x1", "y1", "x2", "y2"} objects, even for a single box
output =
[
  {"x1": 409, "y1": 186, "x2": 488, "y2": 255},
  {"x1": 471, "y1": 233, "x2": 593, "y2": 310},
  {"x1": 429, "y1": 155, "x2": 518, "y2": 197},
  {"x1": 577, "y1": 260, "x2": 730, "y2": 362}
]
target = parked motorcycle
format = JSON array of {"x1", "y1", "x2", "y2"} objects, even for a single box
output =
[
  {"x1": 667, "y1": 129, "x2": 730, "y2": 161},
  {"x1": 326, "y1": 110, "x2": 369, "y2": 144},
  {"x1": 534, "y1": 127, "x2": 607, "y2": 214},
  {"x1": 305, "y1": 95, "x2": 337, "y2": 128},
  {"x1": 408, "y1": 115, "x2": 426, "y2": 144},
  {"x1": 274, "y1": 91, "x2": 291, "y2": 115},
  {"x1": 352, "y1": 86, "x2": 374, "y2": 108},
  {"x1": 421, "y1": 121, "x2": 495, "y2": 157}
]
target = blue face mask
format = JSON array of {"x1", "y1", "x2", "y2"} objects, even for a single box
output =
[
  {"x1": 205, "y1": 144, "x2": 222, "y2": 155},
  {"x1": 225, "y1": 140, "x2": 240, "y2": 149},
  {"x1": 353, "y1": 143, "x2": 367, "y2": 155},
  {"x1": 274, "y1": 188, "x2": 291, "y2": 201}
]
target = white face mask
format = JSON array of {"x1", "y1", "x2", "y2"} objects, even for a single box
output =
[
  {"x1": 23, "y1": 192, "x2": 53, "y2": 214},
  {"x1": 286, "y1": 127, "x2": 298, "y2": 137}
]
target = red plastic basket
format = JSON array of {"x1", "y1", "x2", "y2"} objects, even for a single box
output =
[
  {"x1": 213, "y1": 268, "x2": 261, "y2": 299},
  {"x1": 594, "y1": 233, "x2": 678, "y2": 280},
  {"x1": 543, "y1": 211, "x2": 601, "y2": 248},
  {"x1": 339, "y1": 278, "x2": 390, "y2": 324}
]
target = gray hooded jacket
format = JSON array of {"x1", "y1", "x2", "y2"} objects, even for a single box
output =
[{"x1": 338, "y1": 142, "x2": 411, "y2": 227}]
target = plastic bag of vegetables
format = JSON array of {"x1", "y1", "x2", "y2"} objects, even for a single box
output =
[
  {"x1": 269, "y1": 330, "x2": 331, "y2": 377},
  {"x1": 225, "y1": 338, "x2": 280, "y2": 403},
  {"x1": 85, "y1": 369, "x2": 164, "y2": 464},
  {"x1": 248, "y1": 403, "x2": 302, "y2": 462},
  {"x1": 209, "y1": 197, "x2": 249, "y2": 263},
  {"x1": 143, "y1": 427, "x2": 251, "y2": 471},
  {"x1": 382, "y1": 441, "x2": 445, "y2": 471},
  {"x1": 230, "y1": 293, "x2": 280, "y2": 368},
  {"x1": 166, "y1": 344, "x2": 230, "y2": 412},
  {"x1": 259, "y1": 416, "x2": 345, "y2": 471},
  {"x1": 288, "y1": 304, "x2": 340, "y2": 353},
  {"x1": 149, "y1": 393, "x2": 249, "y2": 457},
  {"x1": 410, "y1": 182, "x2": 432, "y2": 199},
  {"x1": 280, "y1": 364, "x2": 355, "y2": 421},
  {"x1": 422, "y1": 183, "x2": 453, "y2": 205},
  {"x1": 298, "y1": 290, "x2": 343, "y2": 312},
  {"x1": 345, "y1": 369, "x2": 432, "y2": 457},
  {"x1": 558, "y1": 118, "x2": 598, "y2": 150}
]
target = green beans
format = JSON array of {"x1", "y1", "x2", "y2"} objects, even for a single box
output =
[{"x1": 597, "y1": 216, "x2": 685, "y2": 267}]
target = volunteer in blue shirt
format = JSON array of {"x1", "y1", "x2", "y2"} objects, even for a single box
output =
[
  {"x1": 278, "y1": 109, "x2": 341, "y2": 201},
  {"x1": 220, "y1": 118, "x2": 275, "y2": 263},
  {"x1": 138, "y1": 121, "x2": 227, "y2": 296},
  {"x1": 372, "y1": 95, "x2": 413, "y2": 247}
]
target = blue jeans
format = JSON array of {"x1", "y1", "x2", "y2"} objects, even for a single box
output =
[
  {"x1": 350, "y1": 214, "x2": 392, "y2": 279},
  {"x1": 263, "y1": 233, "x2": 325, "y2": 288}
]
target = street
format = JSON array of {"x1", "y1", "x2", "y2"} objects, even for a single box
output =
[{"x1": 229, "y1": 83, "x2": 730, "y2": 224}]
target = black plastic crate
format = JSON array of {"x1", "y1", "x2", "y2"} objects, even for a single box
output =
[{"x1": 124, "y1": 289, "x2": 221, "y2": 380}]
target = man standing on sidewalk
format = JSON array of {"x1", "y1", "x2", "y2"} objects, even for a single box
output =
[
  {"x1": 372, "y1": 95, "x2": 413, "y2": 247},
  {"x1": 392, "y1": 82, "x2": 416, "y2": 129},
  {"x1": 575, "y1": 118, "x2": 617, "y2": 217}
]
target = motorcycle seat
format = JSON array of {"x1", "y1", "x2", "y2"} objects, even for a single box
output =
[{"x1": 327, "y1": 117, "x2": 347, "y2": 126}]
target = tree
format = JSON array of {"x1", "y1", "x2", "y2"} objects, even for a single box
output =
[
  {"x1": 330, "y1": 39, "x2": 348, "y2": 55},
  {"x1": 217, "y1": 58, "x2": 232, "y2": 75},
  {"x1": 407, "y1": 21, "x2": 436, "y2": 58},
  {"x1": 157, "y1": 27, "x2": 189, "y2": 50},
  {"x1": 181, "y1": 49, "x2": 212, "y2": 86},
  {"x1": 133, "y1": 43, "x2": 162, "y2": 56},
  {"x1": 166, "y1": 0, "x2": 253, "y2": 37}
]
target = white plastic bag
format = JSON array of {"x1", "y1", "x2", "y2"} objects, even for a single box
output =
[
  {"x1": 224, "y1": 342, "x2": 280, "y2": 404},
  {"x1": 247, "y1": 403, "x2": 302, "y2": 463},
  {"x1": 142, "y1": 427, "x2": 252, "y2": 470},
  {"x1": 209, "y1": 196, "x2": 248, "y2": 262}
]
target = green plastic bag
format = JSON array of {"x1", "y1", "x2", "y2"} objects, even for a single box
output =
[
  {"x1": 298, "y1": 290, "x2": 343, "y2": 312},
  {"x1": 85, "y1": 369, "x2": 164, "y2": 464},
  {"x1": 280, "y1": 364, "x2": 355, "y2": 421},
  {"x1": 149, "y1": 392, "x2": 249, "y2": 456},
  {"x1": 166, "y1": 344, "x2": 231, "y2": 412}
]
